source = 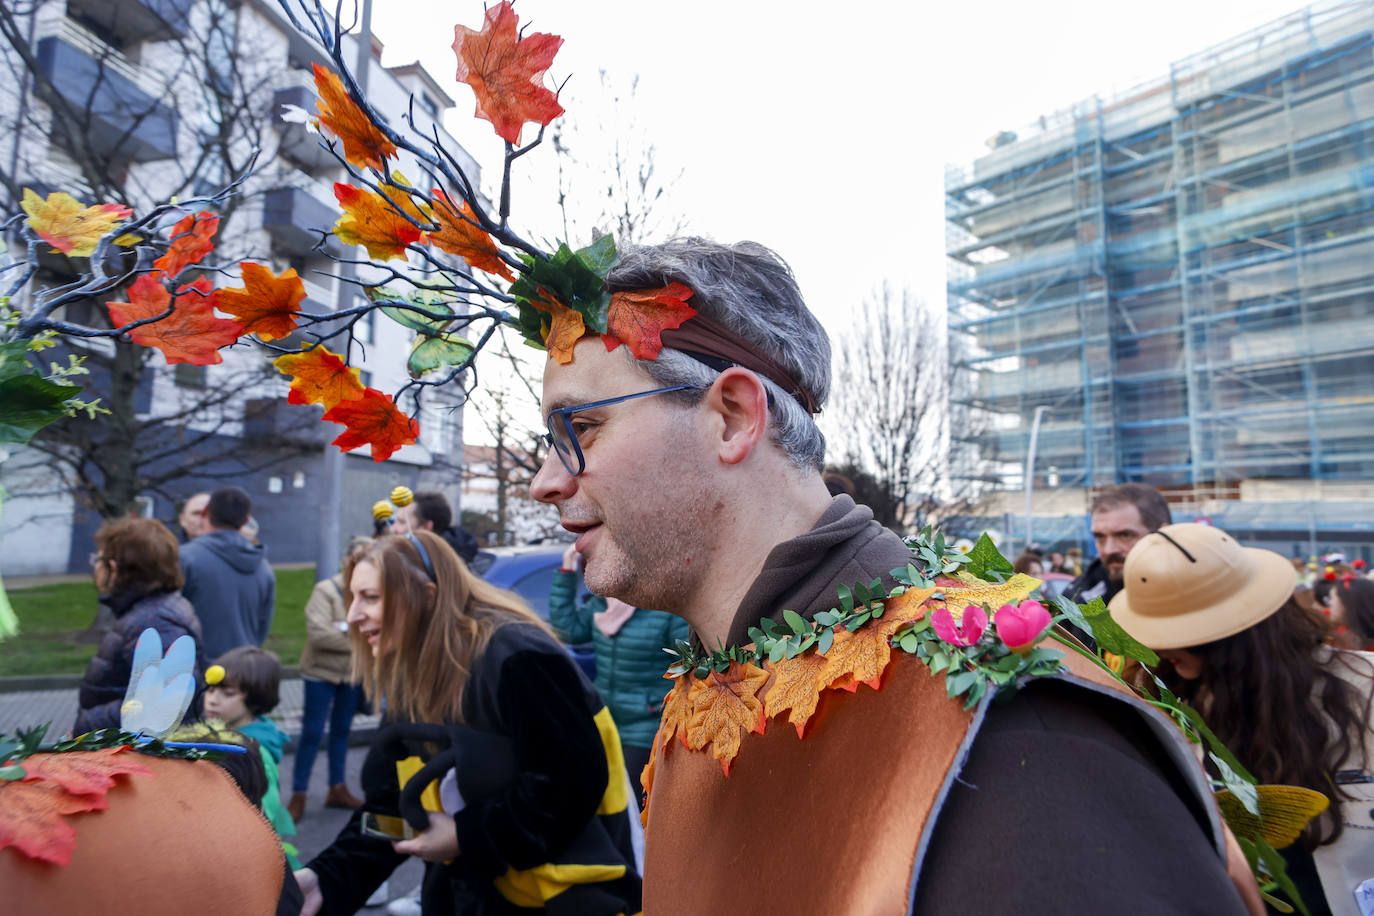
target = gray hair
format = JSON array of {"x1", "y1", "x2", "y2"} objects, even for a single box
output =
[{"x1": 607, "y1": 238, "x2": 831, "y2": 471}]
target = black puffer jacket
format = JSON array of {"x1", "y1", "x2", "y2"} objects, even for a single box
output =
[{"x1": 74, "y1": 589, "x2": 209, "y2": 735}]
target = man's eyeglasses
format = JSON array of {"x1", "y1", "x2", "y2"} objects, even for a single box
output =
[{"x1": 543, "y1": 385, "x2": 694, "y2": 477}]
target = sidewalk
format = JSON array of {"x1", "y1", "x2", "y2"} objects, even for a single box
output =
[{"x1": 0, "y1": 677, "x2": 381, "y2": 748}]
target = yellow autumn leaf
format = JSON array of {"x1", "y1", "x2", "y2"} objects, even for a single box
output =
[{"x1": 21, "y1": 189, "x2": 133, "y2": 258}]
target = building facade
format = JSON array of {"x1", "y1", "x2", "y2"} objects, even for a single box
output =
[
  {"x1": 945, "y1": 0, "x2": 1374, "y2": 560},
  {"x1": 0, "y1": 0, "x2": 478, "y2": 574}
]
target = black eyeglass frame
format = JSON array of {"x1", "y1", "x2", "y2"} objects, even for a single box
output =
[{"x1": 543, "y1": 385, "x2": 695, "y2": 477}]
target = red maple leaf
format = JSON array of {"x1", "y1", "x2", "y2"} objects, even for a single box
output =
[
  {"x1": 428, "y1": 189, "x2": 514, "y2": 279},
  {"x1": 314, "y1": 63, "x2": 398, "y2": 171},
  {"x1": 213, "y1": 262, "x2": 306, "y2": 342},
  {"x1": 272, "y1": 345, "x2": 365, "y2": 410},
  {"x1": 600, "y1": 283, "x2": 697, "y2": 360},
  {"x1": 321, "y1": 387, "x2": 418, "y2": 461},
  {"x1": 452, "y1": 2, "x2": 565, "y2": 144},
  {"x1": 154, "y1": 211, "x2": 219, "y2": 279},
  {"x1": 333, "y1": 183, "x2": 424, "y2": 260},
  {"x1": 107, "y1": 275, "x2": 243, "y2": 366},
  {"x1": 21, "y1": 747, "x2": 152, "y2": 796}
]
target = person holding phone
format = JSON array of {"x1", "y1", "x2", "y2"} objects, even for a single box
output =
[{"x1": 292, "y1": 531, "x2": 641, "y2": 915}]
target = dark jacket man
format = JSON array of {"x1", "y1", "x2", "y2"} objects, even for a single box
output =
[{"x1": 179, "y1": 487, "x2": 275, "y2": 659}]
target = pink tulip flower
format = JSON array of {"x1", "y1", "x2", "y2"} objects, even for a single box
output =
[
  {"x1": 996, "y1": 600, "x2": 1052, "y2": 653},
  {"x1": 931, "y1": 605, "x2": 988, "y2": 647}
]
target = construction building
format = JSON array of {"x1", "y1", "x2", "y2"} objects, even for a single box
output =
[{"x1": 945, "y1": 0, "x2": 1374, "y2": 560}]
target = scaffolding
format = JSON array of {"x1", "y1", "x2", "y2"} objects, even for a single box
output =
[{"x1": 946, "y1": 0, "x2": 1374, "y2": 552}]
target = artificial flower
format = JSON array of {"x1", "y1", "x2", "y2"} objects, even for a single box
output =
[
  {"x1": 995, "y1": 600, "x2": 1052, "y2": 654},
  {"x1": 931, "y1": 605, "x2": 988, "y2": 647}
]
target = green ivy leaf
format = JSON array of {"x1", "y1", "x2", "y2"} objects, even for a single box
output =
[
  {"x1": 0, "y1": 369, "x2": 83, "y2": 445},
  {"x1": 782, "y1": 609, "x2": 808, "y2": 636},
  {"x1": 0, "y1": 763, "x2": 26, "y2": 780},
  {"x1": 898, "y1": 632, "x2": 920, "y2": 654},
  {"x1": 1078, "y1": 598, "x2": 1160, "y2": 666},
  {"x1": 369, "y1": 286, "x2": 456, "y2": 334},
  {"x1": 837, "y1": 583, "x2": 854, "y2": 613},
  {"x1": 964, "y1": 533, "x2": 1014, "y2": 582}
]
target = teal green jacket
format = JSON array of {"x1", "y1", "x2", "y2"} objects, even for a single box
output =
[{"x1": 549, "y1": 570, "x2": 690, "y2": 749}]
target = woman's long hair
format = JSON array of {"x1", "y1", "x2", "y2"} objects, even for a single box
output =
[
  {"x1": 1161, "y1": 598, "x2": 1374, "y2": 848},
  {"x1": 346, "y1": 531, "x2": 554, "y2": 724}
]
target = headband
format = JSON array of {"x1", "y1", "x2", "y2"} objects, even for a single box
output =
[
  {"x1": 659, "y1": 312, "x2": 819, "y2": 414},
  {"x1": 406, "y1": 533, "x2": 437, "y2": 582}
]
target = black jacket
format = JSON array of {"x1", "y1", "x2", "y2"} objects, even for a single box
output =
[
  {"x1": 308, "y1": 623, "x2": 641, "y2": 915},
  {"x1": 75, "y1": 589, "x2": 208, "y2": 734}
]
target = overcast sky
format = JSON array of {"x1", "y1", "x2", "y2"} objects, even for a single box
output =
[{"x1": 372, "y1": 0, "x2": 1317, "y2": 339}]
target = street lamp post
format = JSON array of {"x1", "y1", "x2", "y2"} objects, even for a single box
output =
[{"x1": 1024, "y1": 405, "x2": 1050, "y2": 555}]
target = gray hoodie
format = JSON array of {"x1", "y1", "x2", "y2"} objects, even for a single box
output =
[{"x1": 179, "y1": 528, "x2": 276, "y2": 660}]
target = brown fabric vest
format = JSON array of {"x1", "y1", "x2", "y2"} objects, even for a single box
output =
[{"x1": 642, "y1": 641, "x2": 1224, "y2": 915}]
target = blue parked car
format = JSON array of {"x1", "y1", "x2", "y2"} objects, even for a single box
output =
[{"x1": 469, "y1": 543, "x2": 597, "y2": 679}]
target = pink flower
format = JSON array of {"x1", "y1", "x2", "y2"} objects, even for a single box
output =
[
  {"x1": 996, "y1": 600, "x2": 1052, "y2": 653},
  {"x1": 931, "y1": 605, "x2": 988, "y2": 647}
]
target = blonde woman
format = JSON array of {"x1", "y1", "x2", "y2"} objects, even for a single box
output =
[{"x1": 293, "y1": 531, "x2": 641, "y2": 915}]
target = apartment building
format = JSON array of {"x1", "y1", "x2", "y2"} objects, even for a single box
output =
[
  {"x1": 945, "y1": 0, "x2": 1374, "y2": 559},
  {"x1": 0, "y1": 0, "x2": 480, "y2": 573}
]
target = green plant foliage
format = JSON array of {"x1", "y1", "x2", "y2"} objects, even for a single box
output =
[
  {"x1": 510, "y1": 236, "x2": 618, "y2": 343},
  {"x1": 0, "y1": 340, "x2": 83, "y2": 445},
  {"x1": 407, "y1": 332, "x2": 475, "y2": 378},
  {"x1": 963, "y1": 533, "x2": 1014, "y2": 582},
  {"x1": 369, "y1": 286, "x2": 457, "y2": 334}
]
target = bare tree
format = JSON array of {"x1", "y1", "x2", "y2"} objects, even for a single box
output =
[
  {"x1": 0, "y1": 0, "x2": 315, "y2": 518},
  {"x1": 825, "y1": 285, "x2": 945, "y2": 531}
]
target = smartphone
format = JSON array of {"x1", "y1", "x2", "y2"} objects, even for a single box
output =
[{"x1": 360, "y1": 811, "x2": 416, "y2": 841}]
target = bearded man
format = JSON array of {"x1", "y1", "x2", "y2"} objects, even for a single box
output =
[{"x1": 530, "y1": 238, "x2": 1260, "y2": 915}]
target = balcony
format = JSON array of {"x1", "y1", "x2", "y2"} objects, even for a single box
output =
[
  {"x1": 34, "y1": 20, "x2": 177, "y2": 162},
  {"x1": 271, "y1": 74, "x2": 337, "y2": 172},
  {"x1": 263, "y1": 181, "x2": 342, "y2": 257},
  {"x1": 66, "y1": 0, "x2": 192, "y2": 43}
]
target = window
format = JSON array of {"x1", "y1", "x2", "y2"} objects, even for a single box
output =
[
  {"x1": 292, "y1": 471, "x2": 306, "y2": 489},
  {"x1": 268, "y1": 476, "x2": 284, "y2": 494},
  {"x1": 175, "y1": 364, "x2": 207, "y2": 388},
  {"x1": 419, "y1": 93, "x2": 439, "y2": 117}
]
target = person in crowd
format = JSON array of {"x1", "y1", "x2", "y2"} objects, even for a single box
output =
[
  {"x1": 1064, "y1": 483, "x2": 1171, "y2": 607},
  {"x1": 204, "y1": 645, "x2": 300, "y2": 869},
  {"x1": 1331, "y1": 577, "x2": 1374, "y2": 650},
  {"x1": 1064, "y1": 545, "x2": 1083, "y2": 576},
  {"x1": 372, "y1": 501, "x2": 395, "y2": 537},
  {"x1": 75, "y1": 518, "x2": 208, "y2": 734},
  {"x1": 288, "y1": 537, "x2": 373, "y2": 823},
  {"x1": 175, "y1": 491, "x2": 210, "y2": 542},
  {"x1": 528, "y1": 238, "x2": 1258, "y2": 913},
  {"x1": 550, "y1": 544, "x2": 691, "y2": 796},
  {"x1": 1047, "y1": 550, "x2": 1069, "y2": 574},
  {"x1": 293, "y1": 531, "x2": 641, "y2": 915},
  {"x1": 179, "y1": 486, "x2": 276, "y2": 659},
  {"x1": 1112, "y1": 523, "x2": 1374, "y2": 916},
  {"x1": 1012, "y1": 551, "x2": 1044, "y2": 577},
  {"x1": 392, "y1": 490, "x2": 480, "y2": 563}
]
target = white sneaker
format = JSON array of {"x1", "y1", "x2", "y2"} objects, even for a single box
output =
[
  {"x1": 386, "y1": 891, "x2": 422, "y2": 916},
  {"x1": 365, "y1": 880, "x2": 389, "y2": 907}
]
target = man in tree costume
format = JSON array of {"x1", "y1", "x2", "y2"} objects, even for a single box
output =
[{"x1": 530, "y1": 239, "x2": 1264, "y2": 914}]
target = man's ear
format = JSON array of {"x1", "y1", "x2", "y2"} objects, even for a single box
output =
[{"x1": 706, "y1": 368, "x2": 769, "y2": 466}]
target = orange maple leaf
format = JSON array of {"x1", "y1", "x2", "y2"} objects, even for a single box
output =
[
  {"x1": 154, "y1": 211, "x2": 219, "y2": 278},
  {"x1": 657, "y1": 676, "x2": 700, "y2": 753},
  {"x1": 528, "y1": 292, "x2": 585, "y2": 365},
  {"x1": 0, "y1": 779, "x2": 108, "y2": 865},
  {"x1": 452, "y1": 1, "x2": 565, "y2": 145},
  {"x1": 107, "y1": 275, "x2": 242, "y2": 366},
  {"x1": 600, "y1": 283, "x2": 697, "y2": 360},
  {"x1": 20, "y1": 747, "x2": 152, "y2": 796},
  {"x1": 313, "y1": 63, "x2": 397, "y2": 171},
  {"x1": 822, "y1": 587, "x2": 937, "y2": 693},
  {"x1": 639, "y1": 731, "x2": 658, "y2": 829},
  {"x1": 684, "y1": 662, "x2": 768, "y2": 775},
  {"x1": 428, "y1": 189, "x2": 514, "y2": 280},
  {"x1": 272, "y1": 345, "x2": 364, "y2": 411},
  {"x1": 321, "y1": 386, "x2": 418, "y2": 461},
  {"x1": 333, "y1": 183, "x2": 424, "y2": 260},
  {"x1": 763, "y1": 650, "x2": 831, "y2": 740},
  {"x1": 213, "y1": 262, "x2": 306, "y2": 342},
  {"x1": 21, "y1": 189, "x2": 132, "y2": 257}
]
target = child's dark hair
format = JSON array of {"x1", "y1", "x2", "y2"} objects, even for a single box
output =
[{"x1": 214, "y1": 646, "x2": 282, "y2": 716}]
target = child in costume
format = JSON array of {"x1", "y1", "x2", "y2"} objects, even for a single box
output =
[{"x1": 205, "y1": 646, "x2": 301, "y2": 869}]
